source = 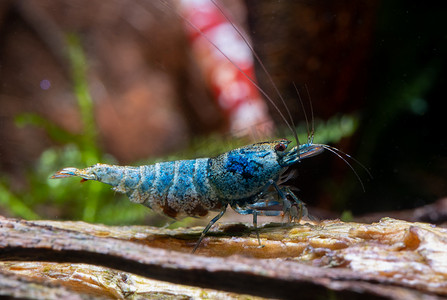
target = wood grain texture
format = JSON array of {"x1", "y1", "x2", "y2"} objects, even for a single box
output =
[{"x1": 1, "y1": 215, "x2": 447, "y2": 299}]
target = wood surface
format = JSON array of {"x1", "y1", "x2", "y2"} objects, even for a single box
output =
[{"x1": 1, "y1": 215, "x2": 447, "y2": 299}]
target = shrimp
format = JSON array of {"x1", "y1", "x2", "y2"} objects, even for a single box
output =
[
  {"x1": 51, "y1": 0, "x2": 367, "y2": 253},
  {"x1": 51, "y1": 140, "x2": 326, "y2": 252}
]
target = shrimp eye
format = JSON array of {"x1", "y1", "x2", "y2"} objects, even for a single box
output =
[{"x1": 275, "y1": 142, "x2": 287, "y2": 152}]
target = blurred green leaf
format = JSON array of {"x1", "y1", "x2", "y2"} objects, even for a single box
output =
[
  {"x1": 0, "y1": 181, "x2": 39, "y2": 219},
  {"x1": 340, "y1": 210, "x2": 354, "y2": 222}
]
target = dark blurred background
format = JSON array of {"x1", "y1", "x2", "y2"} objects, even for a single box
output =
[{"x1": 0, "y1": 0, "x2": 446, "y2": 224}]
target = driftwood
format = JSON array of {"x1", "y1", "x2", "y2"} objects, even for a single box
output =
[{"x1": 1, "y1": 214, "x2": 447, "y2": 299}]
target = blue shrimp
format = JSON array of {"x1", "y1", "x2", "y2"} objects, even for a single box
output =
[
  {"x1": 51, "y1": 140, "x2": 324, "y2": 252},
  {"x1": 51, "y1": 0, "x2": 368, "y2": 253}
]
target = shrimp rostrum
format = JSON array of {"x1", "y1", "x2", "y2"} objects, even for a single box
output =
[{"x1": 51, "y1": 139, "x2": 324, "y2": 252}]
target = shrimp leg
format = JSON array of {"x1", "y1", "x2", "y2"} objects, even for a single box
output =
[
  {"x1": 232, "y1": 205, "x2": 282, "y2": 247},
  {"x1": 192, "y1": 205, "x2": 227, "y2": 253},
  {"x1": 269, "y1": 181, "x2": 308, "y2": 222}
]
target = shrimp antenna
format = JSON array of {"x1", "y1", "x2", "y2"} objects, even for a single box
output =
[
  {"x1": 321, "y1": 144, "x2": 372, "y2": 192},
  {"x1": 292, "y1": 83, "x2": 312, "y2": 145},
  {"x1": 210, "y1": 0, "x2": 299, "y2": 146},
  {"x1": 304, "y1": 84, "x2": 315, "y2": 144}
]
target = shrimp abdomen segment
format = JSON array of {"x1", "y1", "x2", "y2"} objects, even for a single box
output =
[{"x1": 141, "y1": 158, "x2": 221, "y2": 219}]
